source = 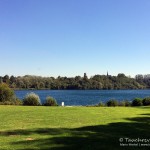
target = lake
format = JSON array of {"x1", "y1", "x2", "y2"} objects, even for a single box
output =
[{"x1": 15, "y1": 90, "x2": 150, "y2": 106}]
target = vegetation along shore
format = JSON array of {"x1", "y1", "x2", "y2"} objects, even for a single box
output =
[
  {"x1": 1, "y1": 73, "x2": 150, "y2": 90},
  {"x1": 1, "y1": 83, "x2": 150, "y2": 107}
]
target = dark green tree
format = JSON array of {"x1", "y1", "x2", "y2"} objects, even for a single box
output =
[
  {"x1": 0, "y1": 83, "x2": 15, "y2": 102},
  {"x1": 3, "y1": 75, "x2": 9, "y2": 84}
]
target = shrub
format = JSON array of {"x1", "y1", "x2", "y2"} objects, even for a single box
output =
[
  {"x1": 143, "y1": 97, "x2": 150, "y2": 106},
  {"x1": 132, "y1": 98, "x2": 143, "y2": 106},
  {"x1": 0, "y1": 101, "x2": 13, "y2": 105},
  {"x1": 0, "y1": 98, "x2": 22, "y2": 105},
  {"x1": 119, "y1": 100, "x2": 131, "y2": 107},
  {"x1": 13, "y1": 98, "x2": 23, "y2": 105},
  {"x1": 106, "y1": 99, "x2": 118, "y2": 107},
  {"x1": 44, "y1": 96, "x2": 58, "y2": 106},
  {"x1": 118, "y1": 101, "x2": 126, "y2": 107},
  {"x1": 23, "y1": 92, "x2": 41, "y2": 106},
  {"x1": 0, "y1": 83, "x2": 15, "y2": 102},
  {"x1": 124, "y1": 100, "x2": 131, "y2": 106},
  {"x1": 98, "y1": 101, "x2": 105, "y2": 107}
]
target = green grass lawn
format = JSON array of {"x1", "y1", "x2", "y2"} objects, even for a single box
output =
[{"x1": 0, "y1": 106, "x2": 150, "y2": 150}]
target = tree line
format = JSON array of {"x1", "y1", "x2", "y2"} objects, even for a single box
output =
[{"x1": 0, "y1": 73, "x2": 150, "y2": 90}]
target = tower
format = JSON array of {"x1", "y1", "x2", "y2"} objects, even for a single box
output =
[{"x1": 84, "y1": 73, "x2": 88, "y2": 80}]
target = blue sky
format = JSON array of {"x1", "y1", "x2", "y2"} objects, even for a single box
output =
[{"x1": 0, "y1": 0, "x2": 150, "y2": 78}]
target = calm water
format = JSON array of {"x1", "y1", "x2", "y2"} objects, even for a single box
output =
[{"x1": 15, "y1": 90, "x2": 150, "y2": 106}]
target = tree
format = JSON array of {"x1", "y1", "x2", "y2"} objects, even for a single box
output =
[
  {"x1": 0, "y1": 73, "x2": 149, "y2": 90},
  {"x1": 3, "y1": 75, "x2": 9, "y2": 84},
  {"x1": 10, "y1": 75, "x2": 16, "y2": 84},
  {"x1": 0, "y1": 83, "x2": 15, "y2": 102},
  {"x1": 0, "y1": 76, "x2": 3, "y2": 83},
  {"x1": 117, "y1": 73, "x2": 126, "y2": 78}
]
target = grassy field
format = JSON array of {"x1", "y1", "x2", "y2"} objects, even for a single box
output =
[{"x1": 0, "y1": 106, "x2": 150, "y2": 150}]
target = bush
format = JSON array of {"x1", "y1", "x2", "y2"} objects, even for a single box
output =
[
  {"x1": 143, "y1": 97, "x2": 150, "y2": 106},
  {"x1": 0, "y1": 101, "x2": 13, "y2": 105},
  {"x1": 23, "y1": 92, "x2": 41, "y2": 106},
  {"x1": 132, "y1": 98, "x2": 143, "y2": 106},
  {"x1": 0, "y1": 83, "x2": 15, "y2": 102},
  {"x1": 44, "y1": 96, "x2": 58, "y2": 106},
  {"x1": 0, "y1": 98, "x2": 22, "y2": 105},
  {"x1": 106, "y1": 99, "x2": 118, "y2": 107},
  {"x1": 124, "y1": 100, "x2": 131, "y2": 107},
  {"x1": 118, "y1": 101, "x2": 126, "y2": 106},
  {"x1": 98, "y1": 101, "x2": 105, "y2": 107},
  {"x1": 119, "y1": 100, "x2": 131, "y2": 107},
  {"x1": 13, "y1": 98, "x2": 23, "y2": 105}
]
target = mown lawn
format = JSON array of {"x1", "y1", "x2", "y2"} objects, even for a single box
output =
[{"x1": 0, "y1": 106, "x2": 150, "y2": 150}]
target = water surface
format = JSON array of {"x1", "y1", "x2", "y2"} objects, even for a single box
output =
[{"x1": 15, "y1": 90, "x2": 150, "y2": 106}]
